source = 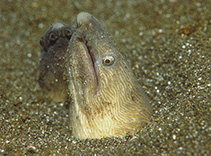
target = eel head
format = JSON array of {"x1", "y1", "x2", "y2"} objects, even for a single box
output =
[{"x1": 65, "y1": 12, "x2": 152, "y2": 139}]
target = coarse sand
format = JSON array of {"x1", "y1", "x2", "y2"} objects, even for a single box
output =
[{"x1": 0, "y1": 0, "x2": 210, "y2": 155}]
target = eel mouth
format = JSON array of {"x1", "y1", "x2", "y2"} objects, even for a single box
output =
[
  {"x1": 85, "y1": 41, "x2": 99, "y2": 92},
  {"x1": 70, "y1": 36, "x2": 99, "y2": 97},
  {"x1": 75, "y1": 12, "x2": 102, "y2": 95}
]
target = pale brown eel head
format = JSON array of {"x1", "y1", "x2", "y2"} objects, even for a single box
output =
[{"x1": 65, "y1": 12, "x2": 153, "y2": 139}]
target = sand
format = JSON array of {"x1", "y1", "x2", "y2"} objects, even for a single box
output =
[{"x1": 0, "y1": 0, "x2": 210, "y2": 155}]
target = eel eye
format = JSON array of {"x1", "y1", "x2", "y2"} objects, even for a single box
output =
[
  {"x1": 49, "y1": 32, "x2": 57, "y2": 41},
  {"x1": 102, "y1": 55, "x2": 116, "y2": 67}
]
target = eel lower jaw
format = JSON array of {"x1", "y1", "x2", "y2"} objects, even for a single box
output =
[
  {"x1": 72, "y1": 38, "x2": 99, "y2": 97},
  {"x1": 76, "y1": 12, "x2": 103, "y2": 96}
]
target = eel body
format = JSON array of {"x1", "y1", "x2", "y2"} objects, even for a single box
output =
[{"x1": 64, "y1": 12, "x2": 153, "y2": 139}]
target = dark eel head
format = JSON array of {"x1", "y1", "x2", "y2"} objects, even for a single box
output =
[
  {"x1": 65, "y1": 12, "x2": 153, "y2": 139},
  {"x1": 39, "y1": 23, "x2": 74, "y2": 101}
]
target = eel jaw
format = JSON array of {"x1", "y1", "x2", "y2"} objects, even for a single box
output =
[{"x1": 74, "y1": 12, "x2": 106, "y2": 95}]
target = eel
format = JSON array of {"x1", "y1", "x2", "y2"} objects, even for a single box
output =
[
  {"x1": 64, "y1": 12, "x2": 153, "y2": 139},
  {"x1": 39, "y1": 23, "x2": 74, "y2": 101}
]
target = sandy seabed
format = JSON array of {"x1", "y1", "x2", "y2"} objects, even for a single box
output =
[{"x1": 0, "y1": 0, "x2": 210, "y2": 155}]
